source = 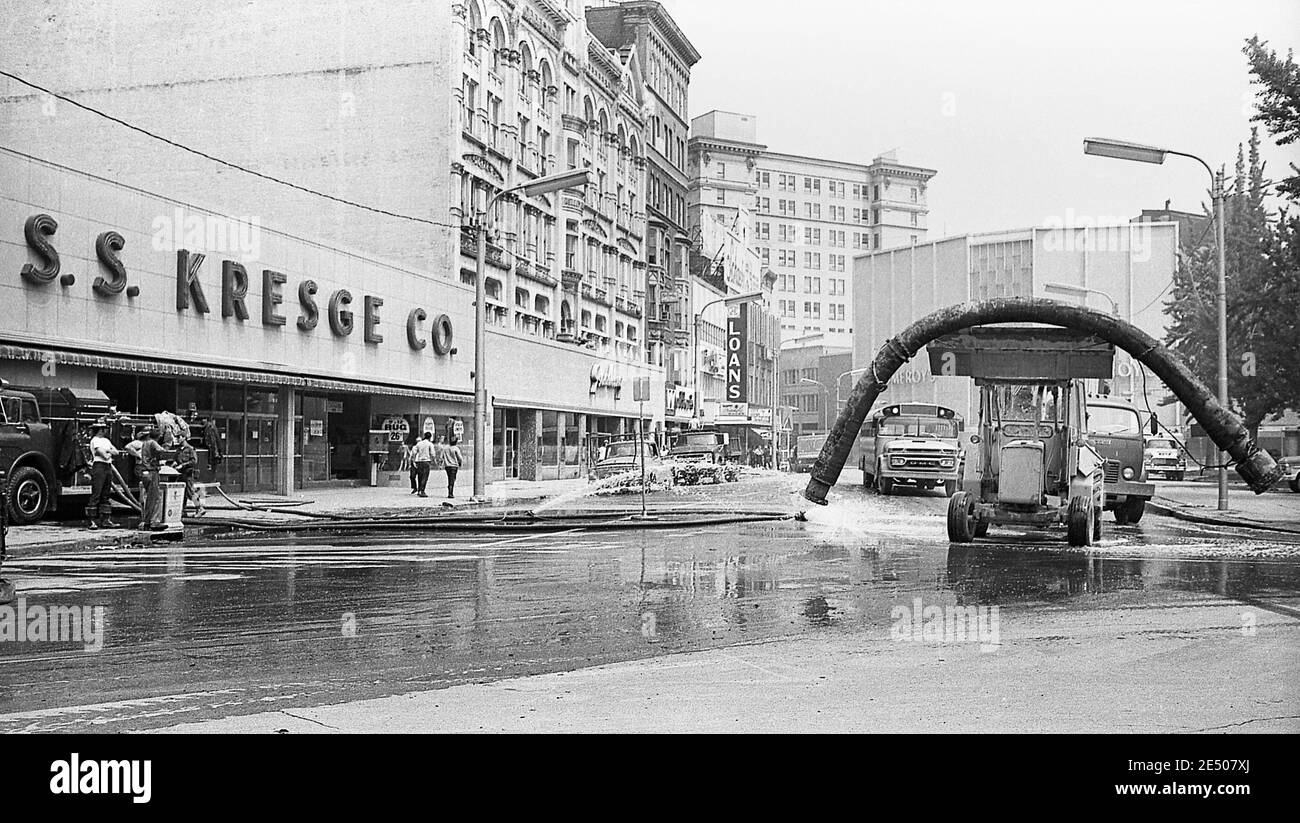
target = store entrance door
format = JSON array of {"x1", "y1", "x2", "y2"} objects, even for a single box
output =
[
  {"x1": 300, "y1": 395, "x2": 330, "y2": 485},
  {"x1": 503, "y1": 427, "x2": 519, "y2": 479}
]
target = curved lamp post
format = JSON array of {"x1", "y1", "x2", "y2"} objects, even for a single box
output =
[
  {"x1": 472, "y1": 168, "x2": 592, "y2": 500},
  {"x1": 1083, "y1": 137, "x2": 1228, "y2": 510}
]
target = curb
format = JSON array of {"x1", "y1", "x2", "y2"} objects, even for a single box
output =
[{"x1": 1148, "y1": 498, "x2": 1300, "y2": 536}]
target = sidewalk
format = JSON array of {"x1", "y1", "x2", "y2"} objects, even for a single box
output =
[
  {"x1": 1149, "y1": 480, "x2": 1299, "y2": 534},
  {"x1": 0, "y1": 476, "x2": 593, "y2": 558}
]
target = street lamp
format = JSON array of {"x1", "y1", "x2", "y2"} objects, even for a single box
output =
[
  {"x1": 693, "y1": 290, "x2": 764, "y2": 425},
  {"x1": 1042, "y1": 282, "x2": 1119, "y2": 316},
  {"x1": 1083, "y1": 137, "x2": 1228, "y2": 510},
  {"x1": 472, "y1": 168, "x2": 592, "y2": 500},
  {"x1": 834, "y1": 367, "x2": 872, "y2": 405},
  {"x1": 799, "y1": 377, "x2": 830, "y2": 432}
]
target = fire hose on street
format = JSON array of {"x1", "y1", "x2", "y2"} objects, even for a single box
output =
[
  {"x1": 804, "y1": 297, "x2": 1283, "y2": 505},
  {"x1": 203, "y1": 507, "x2": 804, "y2": 535}
]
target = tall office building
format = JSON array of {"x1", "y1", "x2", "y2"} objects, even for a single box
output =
[{"x1": 752, "y1": 137, "x2": 938, "y2": 348}]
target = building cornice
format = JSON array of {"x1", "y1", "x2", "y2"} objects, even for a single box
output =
[
  {"x1": 689, "y1": 136, "x2": 766, "y2": 157},
  {"x1": 600, "y1": 2, "x2": 701, "y2": 66}
]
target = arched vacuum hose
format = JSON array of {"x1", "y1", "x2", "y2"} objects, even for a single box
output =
[{"x1": 803, "y1": 297, "x2": 1283, "y2": 505}]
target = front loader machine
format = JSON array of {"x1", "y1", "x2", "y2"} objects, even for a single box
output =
[{"x1": 932, "y1": 327, "x2": 1113, "y2": 547}]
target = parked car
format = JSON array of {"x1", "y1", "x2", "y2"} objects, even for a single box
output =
[
  {"x1": 1280, "y1": 454, "x2": 1300, "y2": 493},
  {"x1": 1143, "y1": 436, "x2": 1187, "y2": 481}
]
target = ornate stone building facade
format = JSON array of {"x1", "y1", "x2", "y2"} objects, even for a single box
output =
[
  {"x1": 585, "y1": 0, "x2": 702, "y2": 426},
  {"x1": 451, "y1": 0, "x2": 652, "y2": 366}
]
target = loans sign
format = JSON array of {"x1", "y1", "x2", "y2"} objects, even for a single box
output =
[{"x1": 725, "y1": 303, "x2": 747, "y2": 403}]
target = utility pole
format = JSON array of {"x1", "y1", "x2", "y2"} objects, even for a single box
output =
[{"x1": 1213, "y1": 167, "x2": 1229, "y2": 511}]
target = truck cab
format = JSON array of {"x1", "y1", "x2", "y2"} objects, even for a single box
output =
[
  {"x1": 667, "y1": 429, "x2": 739, "y2": 484},
  {"x1": 591, "y1": 438, "x2": 663, "y2": 482},
  {"x1": 0, "y1": 385, "x2": 58, "y2": 525},
  {"x1": 1085, "y1": 397, "x2": 1156, "y2": 523},
  {"x1": 792, "y1": 433, "x2": 824, "y2": 473}
]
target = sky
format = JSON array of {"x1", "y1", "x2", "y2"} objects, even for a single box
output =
[{"x1": 655, "y1": 0, "x2": 1300, "y2": 238}]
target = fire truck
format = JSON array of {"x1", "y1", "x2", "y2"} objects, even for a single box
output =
[
  {"x1": 858, "y1": 403, "x2": 964, "y2": 496},
  {"x1": 0, "y1": 382, "x2": 122, "y2": 524}
]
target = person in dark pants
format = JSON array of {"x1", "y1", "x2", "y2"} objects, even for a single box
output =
[
  {"x1": 174, "y1": 438, "x2": 205, "y2": 517},
  {"x1": 440, "y1": 436, "x2": 464, "y2": 499},
  {"x1": 405, "y1": 441, "x2": 418, "y2": 495},
  {"x1": 85, "y1": 420, "x2": 120, "y2": 530},
  {"x1": 409, "y1": 432, "x2": 436, "y2": 498},
  {"x1": 136, "y1": 429, "x2": 165, "y2": 531}
]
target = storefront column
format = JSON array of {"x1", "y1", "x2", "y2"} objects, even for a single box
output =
[
  {"x1": 276, "y1": 387, "x2": 295, "y2": 495},
  {"x1": 577, "y1": 413, "x2": 588, "y2": 474},
  {"x1": 519, "y1": 410, "x2": 541, "y2": 481}
]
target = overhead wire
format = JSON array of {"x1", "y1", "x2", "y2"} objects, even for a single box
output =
[{"x1": 0, "y1": 67, "x2": 467, "y2": 231}]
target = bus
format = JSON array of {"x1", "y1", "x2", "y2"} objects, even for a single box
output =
[{"x1": 857, "y1": 403, "x2": 964, "y2": 496}]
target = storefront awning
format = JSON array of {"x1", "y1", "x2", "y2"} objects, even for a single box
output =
[
  {"x1": 0, "y1": 344, "x2": 470, "y2": 403},
  {"x1": 494, "y1": 395, "x2": 653, "y2": 419}
]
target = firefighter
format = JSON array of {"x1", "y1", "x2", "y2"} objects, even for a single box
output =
[{"x1": 85, "y1": 420, "x2": 121, "y2": 530}]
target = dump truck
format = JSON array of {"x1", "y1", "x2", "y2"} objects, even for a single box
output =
[
  {"x1": 1085, "y1": 396, "x2": 1156, "y2": 523},
  {"x1": 667, "y1": 429, "x2": 739, "y2": 484}
]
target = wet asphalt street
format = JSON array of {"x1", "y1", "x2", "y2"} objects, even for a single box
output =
[{"x1": 1, "y1": 470, "x2": 1298, "y2": 732}]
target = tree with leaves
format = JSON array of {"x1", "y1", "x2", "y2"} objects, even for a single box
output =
[
  {"x1": 1243, "y1": 36, "x2": 1300, "y2": 200},
  {"x1": 1164, "y1": 124, "x2": 1299, "y2": 439}
]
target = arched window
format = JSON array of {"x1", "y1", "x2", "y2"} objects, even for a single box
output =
[
  {"x1": 467, "y1": 2, "x2": 483, "y2": 56},
  {"x1": 519, "y1": 42, "x2": 534, "y2": 102},
  {"x1": 490, "y1": 19, "x2": 506, "y2": 72},
  {"x1": 540, "y1": 60, "x2": 553, "y2": 99}
]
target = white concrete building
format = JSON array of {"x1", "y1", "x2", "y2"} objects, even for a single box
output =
[{"x1": 852, "y1": 224, "x2": 1182, "y2": 431}]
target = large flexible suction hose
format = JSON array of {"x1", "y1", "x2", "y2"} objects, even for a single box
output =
[{"x1": 803, "y1": 298, "x2": 1282, "y2": 505}]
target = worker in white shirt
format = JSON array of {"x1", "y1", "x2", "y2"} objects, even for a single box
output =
[{"x1": 86, "y1": 420, "x2": 121, "y2": 530}]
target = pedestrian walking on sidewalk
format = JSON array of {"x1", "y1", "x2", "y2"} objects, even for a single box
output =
[
  {"x1": 410, "y1": 432, "x2": 436, "y2": 497},
  {"x1": 136, "y1": 429, "x2": 166, "y2": 531},
  {"x1": 404, "y1": 440, "x2": 419, "y2": 494},
  {"x1": 438, "y1": 435, "x2": 463, "y2": 498},
  {"x1": 85, "y1": 420, "x2": 121, "y2": 530}
]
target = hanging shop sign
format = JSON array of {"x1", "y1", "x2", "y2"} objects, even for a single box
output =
[
  {"x1": 725, "y1": 303, "x2": 748, "y2": 403},
  {"x1": 381, "y1": 415, "x2": 411, "y2": 442},
  {"x1": 718, "y1": 401, "x2": 749, "y2": 422}
]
